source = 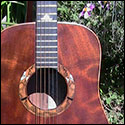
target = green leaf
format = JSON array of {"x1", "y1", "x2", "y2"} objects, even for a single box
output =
[
  {"x1": 7, "y1": 2, "x2": 11, "y2": 23},
  {"x1": 9, "y1": 1, "x2": 24, "y2": 6},
  {"x1": 121, "y1": 118, "x2": 124, "y2": 124},
  {"x1": 106, "y1": 98, "x2": 111, "y2": 105},
  {"x1": 1, "y1": 22, "x2": 16, "y2": 25},
  {"x1": 1, "y1": 1, "x2": 7, "y2": 6}
]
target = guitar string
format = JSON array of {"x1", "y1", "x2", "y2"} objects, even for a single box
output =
[
  {"x1": 38, "y1": 1, "x2": 40, "y2": 124},
  {"x1": 52, "y1": 53, "x2": 54, "y2": 124},
  {"x1": 56, "y1": 1, "x2": 59, "y2": 124},
  {"x1": 56, "y1": 2, "x2": 58, "y2": 124},
  {"x1": 44, "y1": 1, "x2": 47, "y2": 124},
  {"x1": 40, "y1": 1, "x2": 42, "y2": 124},
  {"x1": 43, "y1": 1, "x2": 45, "y2": 124},
  {"x1": 47, "y1": 1, "x2": 49, "y2": 124},
  {"x1": 48, "y1": 1, "x2": 50, "y2": 124},
  {"x1": 56, "y1": 1, "x2": 58, "y2": 123},
  {"x1": 51, "y1": 1, "x2": 54, "y2": 124},
  {"x1": 41, "y1": 1, "x2": 45, "y2": 124},
  {"x1": 53, "y1": 1, "x2": 56, "y2": 123},
  {"x1": 41, "y1": 2, "x2": 58, "y2": 124},
  {"x1": 52, "y1": 2, "x2": 55, "y2": 119},
  {"x1": 36, "y1": 1, "x2": 38, "y2": 124},
  {"x1": 49, "y1": 2, "x2": 53, "y2": 124},
  {"x1": 54, "y1": 2, "x2": 57, "y2": 124},
  {"x1": 42, "y1": 1, "x2": 44, "y2": 124}
]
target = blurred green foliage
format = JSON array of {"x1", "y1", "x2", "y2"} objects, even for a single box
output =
[
  {"x1": 1, "y1": 1, "x2": 124, "y2": 124},
  {"x1": 1, "y1": 1, "x2": 27, "y2": 30}
]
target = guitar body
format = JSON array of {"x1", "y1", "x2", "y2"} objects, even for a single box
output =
[{"x1": 1, "y1": 22, "x2": 108, "y2": 124}]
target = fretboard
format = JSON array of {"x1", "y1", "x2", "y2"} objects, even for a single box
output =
[{"x1": 35, "y1": 1, "x2": 58, "y2": 69}]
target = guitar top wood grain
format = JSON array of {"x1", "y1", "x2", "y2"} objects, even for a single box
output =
[{"x1": 1, "y1": 22, "x2": 109, "y2": 124}]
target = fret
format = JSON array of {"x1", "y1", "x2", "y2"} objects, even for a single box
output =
[
  {"x1": 37, "y1": 7, "x2": 57, "y2": 13},
  {"x1": 37, "y1": 36, "x2": 57, "y2": 40},
  {"x1": 37, "y1": 27, "x2": 57, "y2": 30},
  {"x1": 37, "y1": 13, "x2": 57, "y2": 16},
  {"x1": 36, "y1": 64, "x2": 57, "y2": 67},
  {"x1": 37, "y1": 30, "x2": 57, "y2": 34},
  {"x1": 36, "y1": 63, "x2": 58, "y2": 68},
  {"x1": 36, "y1": 34, "x2": 57, "y2": 36},
  {"x1": 36, "y1": 42, "x2": 57, "y2": 47},
  {"x1": 36, "y1": 48, "x2": 58, "y2": 52},
  {"x1": 36, "y1": 57, "x2": 57, "y2": 59},
  {"x1": 36, "y1": 66, "x2": 58, "y2": 69},
  {"x1": 36, "y1": 46, "x2": 57, "y2": 48},
  {"x1": 37, "y1": 20, "x2": 57, "y2": 23},
  {"x1": 36, "y1": 58, "x2": 58, "y2": 62},
  {"x1": 36, "y1": 40, "x2": 57, "y2": 42},
  {"x1": 36, "y1": 62, "x2": 58, "y2": 67},
  {"x1": 36, "y1": 62, "x2": 57, "y2": 64},
  {"x1": 36, "y1": 51, "x2": 57, "y2": 54},
  {"x1": 37, "y1": 22, "x2": 57, "y2": 27},
  {"x1": 37, "y1": 5, "x2": 57, "y2": 7},
  {"x1": 36, "y1": 53, "x2": 58, "y2": 57},
  {"x1": 37, "y1": 1, "x2": 57, "y2": 5}
]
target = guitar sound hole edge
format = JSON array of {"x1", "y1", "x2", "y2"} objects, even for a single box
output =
[
  {"x1": 27, "y1": 68, "x2": 68, "y2": 110},
  {"x1": 19, "y1": 64, "x2": 75, "y2": 117}
]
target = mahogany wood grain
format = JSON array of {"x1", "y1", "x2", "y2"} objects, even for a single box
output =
[{"x1": 1, "y1": 22, "x2": 109, "y2": 124}]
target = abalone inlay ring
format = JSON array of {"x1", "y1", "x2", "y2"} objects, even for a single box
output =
[{"x1": 19, "y1": 64, "x2": 75, "y2": 117}]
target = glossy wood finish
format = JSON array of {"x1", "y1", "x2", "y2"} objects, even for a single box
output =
[{"x1": 1, "y1": 22, "x2": 108, "y2": 124}]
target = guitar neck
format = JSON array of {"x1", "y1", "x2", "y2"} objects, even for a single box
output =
[{"x1": 35, "y1": 1, "x2": 58, "y2": 69}]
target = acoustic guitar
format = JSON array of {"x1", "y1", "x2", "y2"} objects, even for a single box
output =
[{"x1": 1, "y1": 1, "x2": 109, "y2": 124}]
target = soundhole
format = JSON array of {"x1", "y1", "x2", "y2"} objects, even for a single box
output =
[
  {"x1": 19, "y1": 64, "x2": 75, "y2": 117},
  {"x1": 27, "y1": 68, "x2": 67, "y2": 110}
]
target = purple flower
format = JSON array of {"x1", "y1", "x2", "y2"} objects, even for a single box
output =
[
  {"x1": 98, "y1": 1, "x2": 110, "y2": 10},
  {"x1": 79, "y1": 3, "x2": 95, "y2": 19},
  {"x1": 106, "y1": 3, "x2": 110, "y2": 10},
  {"x1": 89, "y1": 3, "x2": 95, "y2": 10},
  {"x1": 98, "y1": 1, "x2": 104, "y2": 8}
]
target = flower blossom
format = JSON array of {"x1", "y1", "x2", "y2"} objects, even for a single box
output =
[
  {"x1": 98, "y1": 1, "x2": 110, "y2": 10},
  {"x1": 79, "y1": 3, "x2": 95, "y2": 19}
]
